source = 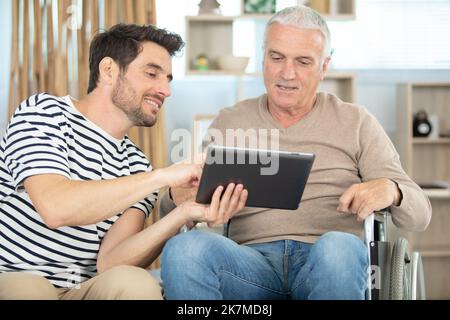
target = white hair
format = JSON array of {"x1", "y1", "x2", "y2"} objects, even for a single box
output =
[{"x1": 264, "y1": 5, "x2": 331, "y2": 59}]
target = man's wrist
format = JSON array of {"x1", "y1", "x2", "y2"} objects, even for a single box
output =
[
  {"x1": 390, "y1": 179, "x2": 403, "y2": 206},
  {"x1": 150, "y1": 168, "x2": 168, "y2": 190}
]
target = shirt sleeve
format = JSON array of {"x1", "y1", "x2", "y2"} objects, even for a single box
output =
[
  {"x1": 159, "y1": 189, "x2": 177, "y2": 218},
  {"x1": 127, "y1": 151, "x2": 158, "y2": 218},
  {"x1": 356, "y1": 111, "x2": 432, "y2": 232},
  {"x1": 130, "y1": 190, "x2": 158, "y2": 219},
  {"x1": 3, "y1": 104, "x2": 71, "y2": 191}
]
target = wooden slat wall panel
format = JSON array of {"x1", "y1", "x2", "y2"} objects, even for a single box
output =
[
  {"x1": 8, "y1": 0, "x2": 19, "y2": 118},
  {"x1": 20, "y1": 0, "x2": 30, "y2": 103},
  {"x1": 104, "y1": 0, "x2": 111, "y2": 28},
  {"x1": 33, "y1": 0, "x2": 45, "y2": 95},
  {"x1": 46, "y1": 0, "x2": 55, "y2": 94},
  {"x1": 90, "y1": 0, "x2": 99, "y2": 36},
  {"x1": 77, "y1": 0, "x2": 88, "y2": 96},
  {"x1": 135, "y1": 0, "x2": 146, "y2": 24},
  {"x1": 53, "y1": 0, "x2": 68, "y2": 96},
  {"x1": 8, "y1": 0, "x2": 165, "y2": 270}
]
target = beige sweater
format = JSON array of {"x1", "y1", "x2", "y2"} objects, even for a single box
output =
[{"x1": 161, "y1": 93, "x2": 431, "y2": 245}]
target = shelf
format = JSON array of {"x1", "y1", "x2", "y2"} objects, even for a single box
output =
[
  {"x1": 185, "y1": 16, "x2": 234, "y2": 72},
  {"x1": 322, "y1": 13, "x2": 356, "y2": 20},
  {"x1": 237, "y1": 13, "x2": 357, "y2": 21},
  {"x1": 238, "y1": 14, "x2": 272, "y2": 20},
  {"x1": 396, "y1": 82, "x2": 450, "y2": 299},
  {"x1": 187, "y1": 15, "x2": 236, "y2": 22},
  {"x1": 319, "y1": 72, "x2": 356, "y2": 103},
  {"x1": 413, "y1": 138, "x2": 450, "y2": 144},
  {"x1": 423, "y1": 188, "x2": 450, "y2": 199},
  {"x1": 419, "y1": 249, "x2": 450, "y2": 258},
  {"x1": 186, "y1": 70, "x2": 261, "y2": 77},
  {"x1": 410, "y1": 83, "x2": 450, "y2": 89},
  {"x1": 397, "y1": 83, "x2": 450, "y2": 182}
]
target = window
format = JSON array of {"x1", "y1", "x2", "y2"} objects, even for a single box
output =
[{"x1": 328, "y1": 0, "x2": 450, "y2": 69}]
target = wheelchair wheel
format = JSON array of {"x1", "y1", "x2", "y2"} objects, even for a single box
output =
[{"x1": 389, "y1": 237, "x2": 410, "y2": 300}]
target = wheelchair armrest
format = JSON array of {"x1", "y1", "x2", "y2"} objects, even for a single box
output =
[
  {"x1": 364, "y1": 209, "x2": 391, "y2": 300},
  {"x1": 364, "y1": 209, "x2": 390, "y2": 245}
]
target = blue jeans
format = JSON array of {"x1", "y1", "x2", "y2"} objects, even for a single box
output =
[{"x1": 161, "y1": 231, "x2": 368, "y2": 300}]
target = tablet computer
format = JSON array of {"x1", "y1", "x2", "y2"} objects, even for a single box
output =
[{"x1": 195, "y1": 145, "x2": 315, "y2": 210}]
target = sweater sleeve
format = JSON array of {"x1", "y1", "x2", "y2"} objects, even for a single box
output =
[
  {"x1": 356, "y1": 111, "x2": 431, "y2": 232},
  {"x1": 159, "y1": 189, "x2": 177, "y2": 218}
]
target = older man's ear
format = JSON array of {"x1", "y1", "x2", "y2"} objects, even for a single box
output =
[{"x1": 320, "y1": 56, "x2": 331, "y2": 80}]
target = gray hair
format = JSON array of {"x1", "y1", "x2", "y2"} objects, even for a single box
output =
[{"x1": 264, "y1": 6, "x2": 331, "y2": 59}]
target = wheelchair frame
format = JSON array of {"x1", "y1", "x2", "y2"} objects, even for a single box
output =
[
  {"x1": 173, "y1": 209, "x2": 426, "y2": 300},
  {"x1": 364, "y1": 211, "x2": 426, "y2": 300}
]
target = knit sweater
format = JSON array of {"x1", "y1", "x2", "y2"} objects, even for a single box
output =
[{"x1": 162, "y1": 92, "x2": 431, "y2": 245}]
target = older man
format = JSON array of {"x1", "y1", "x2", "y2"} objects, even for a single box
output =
[{"x1": 160, "y1": 6, "x2": 431, "y2": 300}]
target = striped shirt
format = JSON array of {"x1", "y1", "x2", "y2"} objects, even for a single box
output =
[{"x1": 0, "y1": 93, "x2": 157, "y2": 288}]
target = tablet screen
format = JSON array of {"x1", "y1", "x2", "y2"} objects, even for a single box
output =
[{"x1": 195, "y1": 145, "x2": 315, "y2": 210}]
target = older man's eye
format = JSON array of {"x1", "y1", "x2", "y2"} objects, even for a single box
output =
[{"x1": 146, "y1": 72, "x2": 157, "y2": 78}]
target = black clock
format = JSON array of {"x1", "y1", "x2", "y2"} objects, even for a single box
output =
[{"x1": 413, "y1": 110, "x2": 432, "y2": 137}]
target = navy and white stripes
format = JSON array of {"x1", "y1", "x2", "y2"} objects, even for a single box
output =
[{"x1": 0, "y1": 93, "x2": 157, "y2": 288}]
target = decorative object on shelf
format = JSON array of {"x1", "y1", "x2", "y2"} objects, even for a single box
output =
[
  {"x1": 413, "y1": 110, "x2": 432, "y2": 137},
  {"x1": 194, "y1": 54, "x2": 210, "y2": 71},
  {"x1": 217, "y1": 54, "x2": 249, "y2": 72},
  {"x1": 243, "y1": 0, "x2": 276, "y2": 14},
  {"x1": 428, "y1": 114, "x2": 440, "y2": 139},
  {"x1": 329, "y1": 0, "x2": 340, "y2": 15},
  {"x1": 198, "y1": 0, "x2": 222, "y2": 15},
  {"x1": 308, "y1": 0, "x2": 330, "y2": 14}
]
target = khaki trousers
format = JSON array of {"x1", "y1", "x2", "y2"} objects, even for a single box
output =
[{"x1": 0, "y1": 265, "x2": 163, "y2": 300}]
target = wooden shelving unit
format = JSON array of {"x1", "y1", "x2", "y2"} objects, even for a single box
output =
[
  {"x1": 186, "y1": 0, "x2": 356, "y2": 75},
  {"x1": 413, "y1": 138, "x2": 450, "y2": 144},
  {"x1": 396, "y1": 82, "x2": 450, "y2": 299},
  {"x1": 185, "y1": 11, "x2": 356, "y2": 103},
  {"x1": 319, "y1": 71, "x2": 356, "y2": 104},
  {"x1": 239, "y1": 0, "x2": 356, "y2": 20},
  {"x1": 185, "y1": 15, "x2": 235, "y2": 73},
  {"x1": 305, "y1": 0, "x2": 355, "y2": 20}
]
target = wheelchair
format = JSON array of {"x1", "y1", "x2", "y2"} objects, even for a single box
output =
[
  {"x1": 217, "y1": 209, "x2": 427, "y2": 300},
  {"x1": 158, "y1": 203, "x2": 427, "y2": 300},
  {"x1": 364, "y1": 210, "x2": 426, "y2": 300}
]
